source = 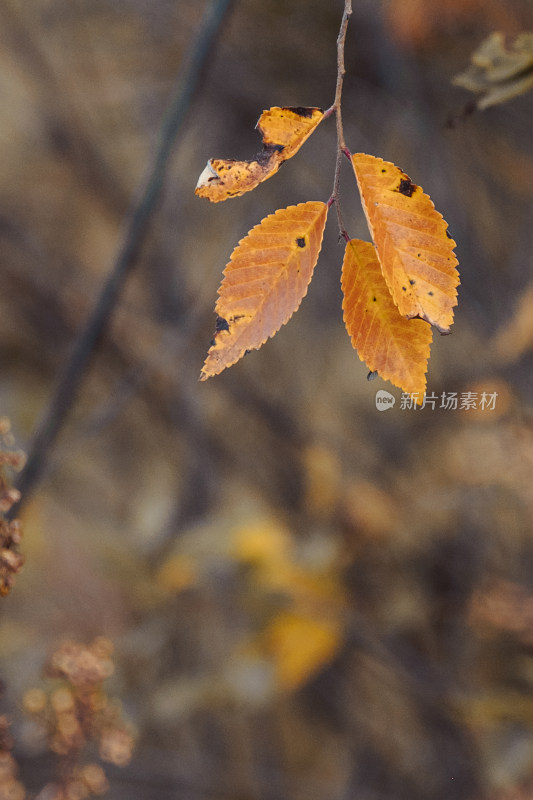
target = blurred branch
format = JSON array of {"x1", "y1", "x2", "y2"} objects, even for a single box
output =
[
  {"x1": 0, "y1": 0, "x2": 129, "y2": 216},
  {"x1": 10, "y1": 0, "x2": 235, "y2": 517}
]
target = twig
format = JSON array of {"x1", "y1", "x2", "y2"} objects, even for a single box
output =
[
  {"x1": 9, "y1": 0, "x2": 234, "y2": 517},
  {"x1": 326, "y1": 0, "x2": 353, "y2": 242}
]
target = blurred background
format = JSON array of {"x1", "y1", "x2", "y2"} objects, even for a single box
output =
[{"x1": 1, "y1": 0, "x2": 533, "y2": 798}]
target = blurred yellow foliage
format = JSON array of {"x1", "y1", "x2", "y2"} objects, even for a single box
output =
[
  {"x1": 157, "y1": 554, "x2": 197, "y2": 595},
  {"x1": 232, "y1": 517, "x2": 292, "y2": 567},
  {"x1": 231, "y1": 515, "x2": 345, "y2": 690},
  {"x1": 343, "y1": 479, "x2": 399, "y2": 540},
  {"x1": 303, "y1": 444, "x2": 343, "y2": 516},
  {"x1": 263, "y1": 611, "x2": 341, "y2": 691}
]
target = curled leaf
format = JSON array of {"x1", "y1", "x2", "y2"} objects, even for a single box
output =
[
  {"x1": 200, "y1": 201, "x2": 328, "y2": 380},
  {"x1": 351, "y1": 153, "x2": 459, "y2": 334},
  {"x1": 342, "y1": 239, "x2": 432, "y2": 399},
  {"x1": 195, "y1": 106, "x2": 324, "y2": 202},
  {"x1": 256, "y1": 106, "x2": 324, "y2": 160}
]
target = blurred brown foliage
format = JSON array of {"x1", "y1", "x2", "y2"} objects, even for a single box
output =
[
  {"x1": 0, "y1": 419, "x2": 25, "y2": 597},
  {"x1": 21, "y1": 637, "x2": 134, "y2": 800},
  {"x1": 1, "y1": 1, "x2": 533, "y2": 799}
]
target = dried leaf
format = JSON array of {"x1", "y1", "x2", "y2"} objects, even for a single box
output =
[
  {"x1": 195, "y1": 106, "x2": 323, "y2": 202},
  {"x1": 200, "y1": 201, "x2": 328, "y2": 380},
  {"x1": 454, "y1": 32, "x2": 533, "y2": 109},
  {"x1": 351, "y1": 153, "x2": 459, "y2": 334},
  {"x1": 342, "y1": 239, "x2": 432, "y2": 398},
  {"x1": 256, "y1": 106, "x2": 324, "y2": 160}
]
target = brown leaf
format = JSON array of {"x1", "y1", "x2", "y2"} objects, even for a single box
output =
[
  {"x1": 351, "y1": 153, "x2": 459, "y2": 334},
  {"x1": 200, "y1": 201, "x2": 328, "y2": 380},
  {"x1": 454, "y1": 32, "x2": 533, "y2": 109},
  {"x1": 195, "y1": 106, "x2": 323, "y2": 202},
  {"x1": 341, "y1": 239, "x2": 432, "y2": 397}
]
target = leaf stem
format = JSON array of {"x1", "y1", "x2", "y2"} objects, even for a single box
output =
[{"x1": 327, "y1": 0, "x2": 352, "y2": 242}]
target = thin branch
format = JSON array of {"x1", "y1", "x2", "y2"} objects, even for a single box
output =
[
  {"x1": 327, "y1": 0, "x2": 353, "y2": 242},
  {"x1": 9, "y1": 0, "x2": 234, "y2": 517}
]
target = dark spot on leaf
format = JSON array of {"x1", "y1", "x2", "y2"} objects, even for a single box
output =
[
  {"x1": 296, "y1": 237, "x2": 306, "y2": 248},
  {"x1": 398, "y1": 177, "x2": 415, "y2": 197},
  {"x1": 409, "y1": 279, "x2": 416, "y2": 285},
  {"x1": 367, "y1": 370, "x2": 378, "y2": 381},
  {"x1": 372, "y1": 296, "x2": 377, "y2": 302},
  {"x1": 381, "y1": 168, "x2": 387, "y2": 173},
  {"x1": 207, "y1": 176, "x2": 218, "y2": 183},
  {"x1": 232, "y1": 314, "x2": 246, "y2": 323},
  {"x1": 215, "y1": 316, "x2": 229, "y2": 332},
  {"x1": 244, "y1": 349, "x2": 252, "y2": 356},
  {"x1": 428, "y1": 291, "x2": 434, "y2": 296},
  {"x1": 402, "y1": 286, "x2": 407, "y2": 292},
  {"x1": 289, "y1": 106, "x2": 319, "y2": 118}
]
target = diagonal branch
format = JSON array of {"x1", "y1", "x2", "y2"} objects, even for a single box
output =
[{"x1": 9, "y1": 0, "x2": 234, "y2": 517}]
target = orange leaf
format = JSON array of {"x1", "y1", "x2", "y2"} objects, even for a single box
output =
[
  {"x1": 200, "y1": 201, "x2": 328, "y2": 380},
  {"x1": 351, "y1": 153, "x2": 459, "y2": 334},
  {"x1": 342, "y1": 239, "x2": 432, "y2": 398},
  {"x1": 195, "y1": 106, "x2": 323, "y2": 202},
  {"x1": 256, "y1": 106, "x2": 324, "y2": 160}
]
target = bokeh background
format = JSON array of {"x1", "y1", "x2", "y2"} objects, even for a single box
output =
[{"x1": 1, "y1": 0, "x2": 533, "y2": 798}]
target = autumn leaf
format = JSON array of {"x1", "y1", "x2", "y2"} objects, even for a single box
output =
[
  {"x1": 342, "y1": 239, "x2": 432, "y2": 398},
  {"x1": 256, "y1": 106, "x2": 324, "y2": 160},
  {"x1": 454, "y1": 31, "x2": 533, "y2": 109},
  {"x1": 351, "y1": 153, "x2": 459, "y2": 334},
  {"x1": 200, "y1": 201, "x2": 328, "y2": 380},
  {"x1": 196, "y1": 158, "x2": 273, "y2": 203},
  {"x1": 195, "y1": 106, "x2": 323, "y2": 202}
]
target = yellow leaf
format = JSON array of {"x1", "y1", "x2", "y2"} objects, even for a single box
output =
[
  {"x1": 200, "y1": 201, "x2": 328, "y2": 380},
  {"x1": 195, "y1": 106, "x2": 323, "y2": 202},
  {"x1": 341, "y1": 239, "x2": 432, "y2": 397},
  {"x1": 264, "y1": 611, "x2": 341, "y2": 691},
  {"x1": 351, "y1": 153, "x2": 459, "y2": 334}
]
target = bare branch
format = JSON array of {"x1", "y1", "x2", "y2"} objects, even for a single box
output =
[{"x1": 9, "y1": 0, "x2": 234, "y2": 517}]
